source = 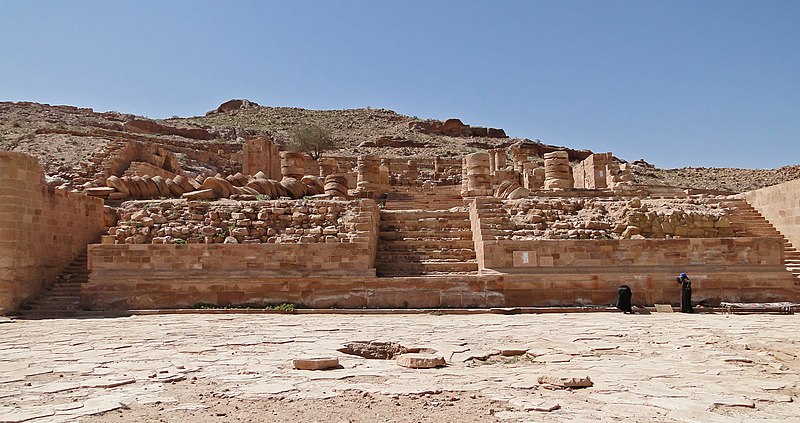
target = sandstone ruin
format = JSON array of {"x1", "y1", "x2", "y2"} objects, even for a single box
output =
[{"x1": 1, "y1": 103, "x2": 799, "y2": 316}]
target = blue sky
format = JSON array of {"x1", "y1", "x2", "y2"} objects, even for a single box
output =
[{"x1": 1, "y1": 1, "x2": 798, "y2": 168}]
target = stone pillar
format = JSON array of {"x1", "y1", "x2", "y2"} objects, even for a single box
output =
[
  {"x1": 280, "y1": 151, "x2": 307, "y2": 180},
  {"x1": 461, "y1": 152, "x2": 492, "y2": 197},
  {"x1": 324, "y1": 174, "x2": 349, "y2": 198},
  {"x1": 510, "y1": 150, "x2": 527, "y2": 173},
  {"x1": 318, "y1": 157, "x2": 338, "y2": 177},
  {"x1": 494, "y1": 149, "x2": 507, "y2": 172},
  {"x1": 356, "y1": 155, "x2": 381, "y2": 195},
  {"x1": 489, "y1": 152, "x2": 496, "y2": 175},
  {"x1": 434, "y1": 157, "x2": 444, "y2": 174},
  {"x1": 379, "y1": 159, "x2": 391, "y2": 187},
  {"x1": 243, "y1": 136, "x2": 280, "y2": 179},
  {"x1": 405, "y1": 160, "x2": 419, "y2": 181},
  {"x1": 543, "y1": 151, "x2": 571, "y2": 190},
  {"x1": 578, "y1": 152, "x2": 611, "y2": 189},
  {"x1": 522, "y1": 162, "x2": 545, "y2": 190}
]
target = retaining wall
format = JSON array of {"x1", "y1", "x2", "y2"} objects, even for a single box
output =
[{"x1": 0, "y1": 152, "x2": 105, "y2": 313}]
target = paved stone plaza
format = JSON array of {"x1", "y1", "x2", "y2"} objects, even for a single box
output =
[{"x1": 1, "y1": 312, "x2": 799, "y2": 422}]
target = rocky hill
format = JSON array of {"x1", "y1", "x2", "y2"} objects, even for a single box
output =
[{"x1": 1, "y1": 99, "x2": 798, "y2": 193}]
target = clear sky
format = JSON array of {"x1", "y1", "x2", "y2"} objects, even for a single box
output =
[{"x1": 1, "y1": 1, "x2": 798, "y2": 168}]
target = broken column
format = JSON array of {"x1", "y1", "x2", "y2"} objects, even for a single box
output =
[
  {"x1": 318, "y1": 157, "x2": 338, "y2": 177},
  {"x1": 461, "y1": 152, "x2": 492, "y2": 197},
  {"x1": 405, "y1": 160, "x2": 419, "y2": 181},
  {"x1": 324, "y1": 174, "x2": 349, "y2": 198},
  {"x1": 493, "y1": 149, "x2": 507, "y2": 173},
  {"x1": 280, "y1": 151, "x2": 307, "y2": 179},
  {"x1": 379, "y1": 159, "x2": 391, "y2": 187},
  {"x1": 356, "y1": 155, "x2": 382, "y2": 195},
  {"x1": 543, "y1": 151, "x2": 571, "y2": 190}
]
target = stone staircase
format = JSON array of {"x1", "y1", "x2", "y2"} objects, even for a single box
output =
[
  {"x1": 729, "y1": 200, "x2": 800, "y2": 282},
  {"x1": 376, "y1": 209, "x2": 478, "y2": 276},
  {"x1": 470, "y1": 197, "x2": 514, "y2": 240},
  {"x1": 382, "y1": 185, "x2": 465, "y2": 211},
  {"x1": 19, "y1": 249, "x2": 90, "y2": 317}
]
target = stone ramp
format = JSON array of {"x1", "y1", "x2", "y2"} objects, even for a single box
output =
[
  {"x1": 17, "y1": 248, "x2": 90, "y2": 318},
  {"x1": 375, "y1": 209, "x2": 478, "y2": 277}
]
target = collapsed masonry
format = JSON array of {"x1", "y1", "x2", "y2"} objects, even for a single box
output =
[{"x1": 2, "y1": 137, "x2": 799, "y2": 315}]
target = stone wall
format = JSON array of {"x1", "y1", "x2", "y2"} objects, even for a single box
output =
[
  {"x1": 242, "y1": 136, "x2": 281, "y2": 179},
  {"x1": 490, "y1": 197, "x2": 744, "y2": 240},
  {"x1": 480, "y1": 238, "x2": 784, "y2": 270},
  {"x1": 478, "y1": 238, "x2": 796, "y2": 305},
  {"x1": 744, "y1": 178, "x2": 800, "y2": 248},
  {"x1": 572, "y1": 153, "x2": 611, "y2": 189},
  {"x1": 0, "y1": 152, "x2": 105, "y2": 313},
  {"x1": 85, "y1": 233, "x2": 380, "y2": 310},
  {"x1": 106, "y1": 199, "x2": 376, "y2": 245}
]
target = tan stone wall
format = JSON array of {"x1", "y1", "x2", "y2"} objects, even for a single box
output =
[
  {"x1": 744, "y1": 178, "x2": 800, "y2": 248},
  {"x1": 83, "y1": 243, "x2": 376, "y2": 309},
  {"x1": 243, "y1": 137, "x2": 281, "y2": 179},
  {"x1": 478, "y1": 237, "x2": 797, "y2": 305},
  {"x1": 0, "y1": 152, "x2": 105, "y2": 313},
  {"x1": 481, "y1": 238, "x2": 784, "y2": 270}
]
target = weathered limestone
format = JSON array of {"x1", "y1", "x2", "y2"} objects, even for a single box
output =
[
  {"x1": 461, "y1": 152, "x2": 492, "y2": 197},
  {"x1": 543, "y1": 151, "x2": 571, "y2": 190},
  {"x1": 243, "y1": 136, "x2": 281, "y2": 180}
]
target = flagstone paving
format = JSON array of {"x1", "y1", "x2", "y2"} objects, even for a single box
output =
[{"x1": 1, "y1": 313, "x2": 798, "y2": 422}]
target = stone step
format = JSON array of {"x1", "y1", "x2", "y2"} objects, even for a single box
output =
[
  {"x1": 378, "y1": 239, "x2": 474, "y2": 250},
  {"x1": 380, "y1": 211, "x2": 470, "y2": 221},
  {"x1": 379, "y1": 221, "x2": 471, "y2": 231},
  {"x1": 375, "y1": 261, "x2": 479, "y2": 275},
  {"x1": 376, "y1": 250, "x2": 477, "y2": 262},
  {"x1": 379, "y1": 230, "x2": 473, "y2": 240}
]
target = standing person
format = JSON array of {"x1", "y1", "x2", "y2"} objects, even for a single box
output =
[
  {"x1": 676, "y1": 273, "x2": 694, "y2": 313},
  {"x1": 616, "y1": 285, "x2": 633, "y2": 314}
]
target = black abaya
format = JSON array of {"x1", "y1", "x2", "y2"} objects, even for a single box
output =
[
  {"x1": 678, "y1": 277, "x2": 693, "y2": 313},
  {"x1": 616, "y1": 285, "x2": 633, "y2": 313}
]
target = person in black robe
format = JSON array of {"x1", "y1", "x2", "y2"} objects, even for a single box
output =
[
  {"x1": 676, "y1": 273, "x2": 694, "y2": 313},
  {"x1": 616, "y1": 284, "x2": 633, "y2": 314}
]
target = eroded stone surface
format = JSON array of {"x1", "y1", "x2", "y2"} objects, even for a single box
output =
[{"x1": 0, "y1": 313, "x2": 799, "y2": 422}]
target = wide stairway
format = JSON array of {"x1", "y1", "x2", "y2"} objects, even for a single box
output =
[
  {"x1": 19, "y1": 249, "x2": 90, "y2": 317},
  {"x1": 376, "y1": 185, "x2": 478, "y2": 277},
  {"x1": 729, "y1": 199, "x2": 800, "y2": 282}
]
